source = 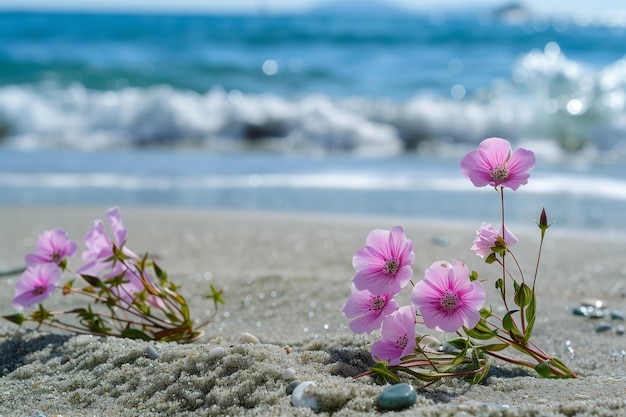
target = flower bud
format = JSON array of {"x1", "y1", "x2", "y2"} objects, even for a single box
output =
[
  {"x1": 539, "y1": 207, "x2": 548, "y2": 228},
  {"x1": 536, "y1": 207, "x2": 551, "y2": 238}
]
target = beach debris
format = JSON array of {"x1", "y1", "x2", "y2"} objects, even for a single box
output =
[
  {"x1": 378, "y1": 383, "x2": 417, "y2": 411},
  {"x1": 286, "y1": 380, "x2": 301, "y2": 395},
  {"x1": 610, "y1": 310, "x2": 624, "y2": 321},
  {"x1": 596, "y1": 323, "x2": 613, "y2": 333},
  {"x1": 146, "y1": 344, "x2": 159, "y2": 360},
  {"x1": 281, "y1": 368, "x2": 296, "y2": 380},
  {"x1": 291, "y1": 380, "x2": 319, "y2": 412},
  {"x1": 208, "y1": 346, "x2": 225, "y2": 359},
  {"x1": 616, "y1": 325, "x2": 625, "y2": 336},
  {"x1": 238, "y1": 332, "x2": 260, "y2": 344}
]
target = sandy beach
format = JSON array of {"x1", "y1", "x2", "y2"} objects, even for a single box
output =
[{"x1": 1, "y1": 206, "x2": 625, "y2": 416}]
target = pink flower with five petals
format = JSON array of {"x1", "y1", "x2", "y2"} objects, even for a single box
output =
[
  {"x1": 12, "y1": 264, "x2": 61, "y2": 310},
  {"x1": 352, "y1": 226, "x2": 414, "y2": 296},
  {"x1": 460, "y1": 137, "x2": 536, "y2": 190},
  {"x1": 341, "y1": 285, "x2": 398, "y2": 334},
  {"x1": 25, "y1": 229, "x2": 77, "y2": 267},
  {"x1": 411, "y1": 261, "x2": 486, "y2": 333},
  {"x1": 370, "y1": 305, "x2": 417, "y2": 365}
]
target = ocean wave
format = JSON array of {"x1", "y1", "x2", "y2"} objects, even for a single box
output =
[{"x1": 1, "y1": 45, "x2": 626, "y2": 158}]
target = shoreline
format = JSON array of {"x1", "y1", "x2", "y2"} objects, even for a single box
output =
[{"x1": 1, "y1": 206, "x2": 625, "y2": 416}]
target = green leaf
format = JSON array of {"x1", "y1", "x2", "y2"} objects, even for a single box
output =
[
  {"x1": 514, "y1": 283, "x2": 533, "y2": 308},
  {"x1": 444, "y1": 337, "x2": 471, "y2": 350},
  {"x1": 369, "y1": 361, "x2": 400, "y2": 384},
  {"x1": 121, "y1": 328, "x2": 153, "y2": 341},
  {"x1": 471, "y1": 362, "x2": 490, "y2": 384},
  {"x1": 205, "y1": 284, "x2": 225, "y2": 306},
  {"x1": 464, "y1": 319, "x2": 498, "y2": 340},
  {"x1": 469, "y1": 270, "x2": 479, "y2": 282},
  {"x1": 153, "y1": 261, "x2": 168, "y2": 286},
  {"x1": 502, "y1": 310, "x2": 521, "y2": 336},
  {"x1": 490, "y1": 236, "x2": 507, "y2": 255},
  {"x1": 31, "y1": 304, "x2": 52, "y2": 323},
  {"x1": 479, "y1": 306, "x2": 493, "y2": 319},
  {"x1": 81, "y1": 274, "x2": 103, "y2": 288},
  {"x1": 535, "y1": 361, "x2": 554, "y2": 378},
  {"x1": 2, "y1": 313, "x2": 26, "y2": 325},
  {"x1": 477, "y1": 343, "x2": 509, "y2": 353},
  {"x1": 523, "y1": 293, "x2": 537, "y2": 344},
  {"x1": 485, "y1": 253, "x2": 498, "y2": 264}
]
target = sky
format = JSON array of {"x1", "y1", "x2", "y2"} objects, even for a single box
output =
[{"x1": 0, "y1": 0, "x2": 623, "y2": 15}]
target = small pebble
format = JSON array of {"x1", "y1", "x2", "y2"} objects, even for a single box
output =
[
  {"x1": 616, "y1": 325, "x2": 625, "y2": 336},
  {"x1": 439, "y1": 342, "x2": 462, "y2": 354},
  {"x1": 418, "y1": 335, "x2": 441, "y2": 352},
  {"x1": 378, "y1": 383, "x2": 418, "y2": 411},
  {"x1": 73, "y1": 334, "x2": 96, "y2": 346},
  {"x1": 596, "y1": 323, "x2": 613, "y2": 333},
  {"x1": 286, "y1": 380, "x2": 301, "y2": 395},
  {"x1": 611, "y1": 310, "x2": 625, "y2": 321},
  {"x1": 208, "y1": 346, "x2": 225, "y2": 359},
  {"x1": 238, "y1": 332, "x2": 260, "y2": 344},
  {"x1": 572, "y1": 306, "x2": 589, "y2": 316},
  {"x1": 281, "y1": 368, "x2": 296, "y2": 380},
  {"x1": 588, "y1": 309, "x2": 605, "y2": 319},
  {"x1": 146, "y1": 344, "x2": 159, "y2": 360},
  {"x1": 291, "y1": 381, "x2": 319, "y2": 412},
  {"x1": 430, "y1": 237, "x2": 448, "y2": 247}
]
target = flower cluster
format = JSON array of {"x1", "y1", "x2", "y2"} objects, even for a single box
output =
[
  {"x1": 343, "y1": 137, "x2": 576, "y2": 384},
  {"x1": 4, "y1": 207, "x2": 223, "y2": 343}
]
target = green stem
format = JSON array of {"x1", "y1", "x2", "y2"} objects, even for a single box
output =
[{"x1": 532, "y1": 229, "x2": 546, "y2": 292}]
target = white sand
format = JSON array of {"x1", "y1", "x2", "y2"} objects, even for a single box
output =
[{"x1": 1, "y1": 206, "x2": 625, "y2": 416}]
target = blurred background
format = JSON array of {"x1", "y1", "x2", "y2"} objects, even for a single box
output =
[{"x1": 1, "y1": 0, "x2": 625, "y2": 230}]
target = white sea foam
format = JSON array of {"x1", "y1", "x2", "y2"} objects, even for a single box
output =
[{"x1": 1, "y1": 47, "x2": 626, "y2": 158}]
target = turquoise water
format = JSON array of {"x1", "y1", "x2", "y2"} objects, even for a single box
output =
[
  {"x1": 1, "y1": 9, "x2": 625, "y2": 230},
  {"x1": 0, "y1": 10, "x2": 625, "y2": 153}
]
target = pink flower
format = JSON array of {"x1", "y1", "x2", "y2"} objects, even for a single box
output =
[
  {"x1": 352, "y1": 226, "x2": 415, "y2": 296},
  {"x1": 12, "y1": 264, "x2": 62, "y2": 310},
  {"x1": 460, "y1": 137, "x2": 536, "y2": 190},
  {"x1": 25, "y1": 228, "x2": 77, "y2": 266},
  {"x1": 341, "y1": 286, "x2": 398, "y2": 334},
  {"x1": 77, "y1": 206, "x2": 136, "y2": 277},
  {"x1": 411, "y1": 261, "x2": 486, "y2": 333},
  {"x1": 76, "y1": 207, "x2": 163, "y2": 307},
  {"x1": 471, "y1": 222, "x2": 518, "y2": 257},
  {"x1": 370, "y1": 305, "x2": 417, "y2": 365}
]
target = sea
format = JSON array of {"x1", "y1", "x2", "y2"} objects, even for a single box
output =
[{"x1": 1, "y1": 6, "x2": 626, "y2": 232}]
